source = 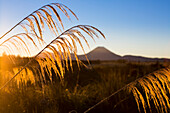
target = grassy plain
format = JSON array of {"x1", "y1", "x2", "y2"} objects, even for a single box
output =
[{"x1": 0, "y1": 56, "x2": 167, "y2": 113}]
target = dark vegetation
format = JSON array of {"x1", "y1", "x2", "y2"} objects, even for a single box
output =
[
  {"x1": 0, "y1": 55, "x2": 168, "y2": 113},
  {"x1": 0, "y1": 2, "x2": 169, "y2": 113}
]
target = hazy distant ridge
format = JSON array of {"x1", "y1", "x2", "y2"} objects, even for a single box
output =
[{"x1": 76, "y1": 47, "x2": 170, "y2": 62}]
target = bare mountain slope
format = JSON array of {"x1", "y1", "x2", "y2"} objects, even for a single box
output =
[
  {"x1": 40, "y1": 47, "x2": 170, "y2": 62},
  {"x1": 78, "y1": 47, "x2": 121, "y2": 61},
  {"x1": 77, "y1": 47, "x2": 170, "y2": 62}
]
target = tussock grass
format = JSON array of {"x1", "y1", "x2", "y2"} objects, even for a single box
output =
[
  {"x1": 0, "y1": 3, "x2": 78, "y2": 56},
  {"x1": 84, "y1": 66, "x2": 170, "y2": 113},
  {"x1": 128, "y1": 67, "x2": 170, "y2": 113},
  {"x1": 0, "y1": 3, "x2": 105, "y2": 89},
  {"x1": 0, "y1": 2, "x2": 169, "y2": 113}
]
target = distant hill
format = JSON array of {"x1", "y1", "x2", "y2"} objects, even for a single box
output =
[
  {"x1": 78, "y1": 47, "x2": 121, "y2": 61},
  {"x1": 122, "y1": 55, "x2": 169, "y2": 62},
  {"x1": 39, "y1": 46, "x2": 170, "y2": 62},
  {"x1": 76, "y1": 47, "x2": 170, "y2": 62}
]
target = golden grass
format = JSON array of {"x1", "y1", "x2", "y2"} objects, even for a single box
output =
[
  {"x1": 0, "y1": 2, "x2": 169, "y2": 113},
  {"x1": 0, "y1": 2, "x2": 105, "y2": 89},
  {"x1": 84, "y1": 66, "x2": 170, "y2": 113},
  {"x1": 0, "y1": 3, "x2": 78, "y2": 40},
  {"x1": 0, "y1": 3, "x2": 79, "y2": 57},
  {"x1": 128, "y1": 67, "x2": 170, "y2": 113}
]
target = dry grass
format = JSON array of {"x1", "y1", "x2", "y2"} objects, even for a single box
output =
[
  {"x1": 128, "y1": 66, "x2": 170, "y2": 113},
  {"x1": 84, "y1": 66, "x2": 170, "y2": 113},
  {"x1": 0, "y1": 3, "x2": 105, "y2": 89},
  {"x1": 0, "y1": 3, "x2": 78, "y2": 56},
  {"x1": 0, "y1": 2, "x2": 169, "y2": 113}
]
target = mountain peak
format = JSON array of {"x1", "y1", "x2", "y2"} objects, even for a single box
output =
[
  {"x1": 91, "y1": 46, "x2": 116, "y2": 54},
  {"x1": 95, "y1": 46, "x2": 105, "y2": 49},
  {"x1": 78, "y1": 46, "x2": 121, "y2": 60},
  {"x1": 94, "y1": 46, "x2": 107, "y2": 51}
]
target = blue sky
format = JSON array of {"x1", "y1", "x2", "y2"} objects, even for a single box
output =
[{"x1": 0, "y1": 0, "x2": 170, "y2": 58}]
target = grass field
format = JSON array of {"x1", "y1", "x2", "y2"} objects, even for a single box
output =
[
  {"x1": 0, "y1": 2, "x2": 170, "y2": 113},
  {"x1": 0, "y1": 56, "x2": 168, "y2": 113}
]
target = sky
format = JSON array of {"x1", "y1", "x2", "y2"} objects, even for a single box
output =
[{"x1": 0, "y1": 0, "x2": 170, "y2": 58}]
